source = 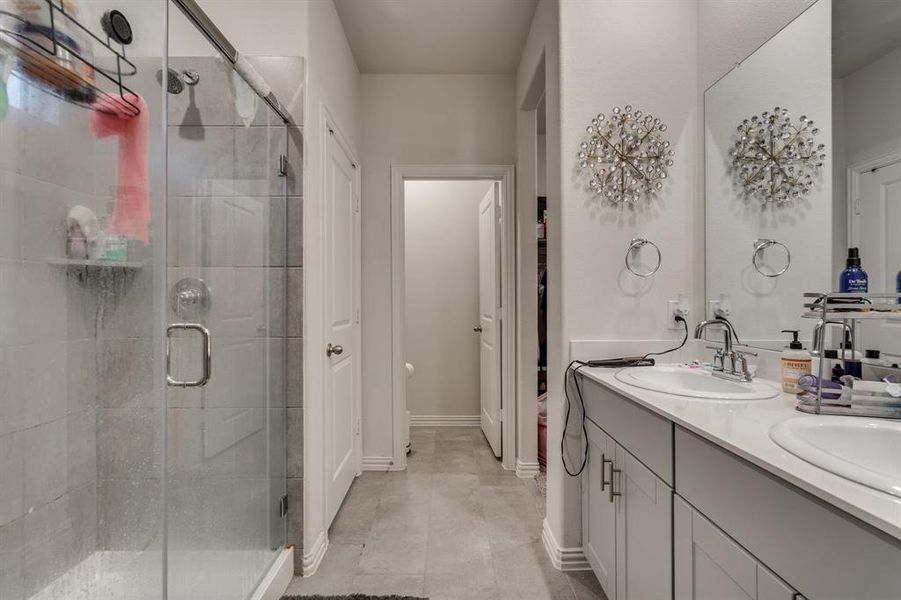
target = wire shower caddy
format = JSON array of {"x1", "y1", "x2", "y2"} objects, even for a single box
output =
[{"x1": 0, "y1": 0, "x2": 140, "y2": 116}]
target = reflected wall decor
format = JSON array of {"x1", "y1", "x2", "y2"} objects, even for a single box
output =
[{"x1": 729, "y1": 106, "x2": 826, "y2": 204}]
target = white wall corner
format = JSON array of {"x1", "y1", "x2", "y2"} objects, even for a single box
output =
[
  {"x1": 302, "y1": 531, "x2": 329, "y2": 577},
  {"x1": 515, "y1": 459, "x2": 541, "y2": 479},
  {"x1": 541, "y1": 519, "x2": 590, "y2": 572}
]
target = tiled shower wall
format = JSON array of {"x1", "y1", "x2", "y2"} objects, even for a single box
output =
[
  {"x1": 0, "y1": 54, "x2": 303, "y2": 598},
  {"x1": 0, "y1": 71, "x2": 159, "y2": 598}
]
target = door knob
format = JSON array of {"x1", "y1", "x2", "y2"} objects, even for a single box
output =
[
  {"x1": 326, "y1": 343, "x2": 344, "y2": 357},
  {"x1": 473, "y1": 326, "x2": 483, "y2": 333}
]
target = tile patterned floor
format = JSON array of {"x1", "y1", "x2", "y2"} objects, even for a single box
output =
[{"x1": 285, "y1": 427, "x2": 607, "y2": 600}]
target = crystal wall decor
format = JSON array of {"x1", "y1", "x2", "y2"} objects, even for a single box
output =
[
  {"x1": 578, "y1": 104, "x2": 674, "y2": 205},
  {"x1": 729, "y1": 107, "x2": 826, "y2": 204}
]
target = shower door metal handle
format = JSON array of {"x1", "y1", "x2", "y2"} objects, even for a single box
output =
[{"x1": 166, "y1": 323, "x2": 212, "y2": 387}]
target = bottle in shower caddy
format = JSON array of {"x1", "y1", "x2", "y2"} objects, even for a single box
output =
[{"x1": 839, "y1": 248, "x2": 868, "y2": 293}]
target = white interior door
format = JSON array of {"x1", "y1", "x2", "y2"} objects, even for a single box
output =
[
  {"x1": 855, "y1": 160, "x2": 901, "y2": 359},
  {"x1": 325, "y1": 132, "x2": 361, "y2": 526},
  {"x1": 478, "y1": 183, "x2": 502, "y2": 456}
]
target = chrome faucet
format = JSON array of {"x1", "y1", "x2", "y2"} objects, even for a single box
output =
[
  {"x1": 811, "y1": 319, "x2": 853, "y2": 358},
  {"x1": 694, "y1": 319, "x2": 757, "y2": 382}
]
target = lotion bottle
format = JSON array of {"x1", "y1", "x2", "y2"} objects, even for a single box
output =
[
  {"x1": 780, "y1": 329, "x2": 811, "y2": 394},
  {"x1": 839, "y1": 248, "x2": 868, "y2": 293}
]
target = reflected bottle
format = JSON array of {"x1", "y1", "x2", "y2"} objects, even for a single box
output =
[{"x1": 839, "y1": 248, "x2": 868, "y2": 293}]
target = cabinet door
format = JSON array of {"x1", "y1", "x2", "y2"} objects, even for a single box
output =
[
  {"x1": 675, "y1": 496, "x2": 798, "y2": 600},
  {"x1": 615, "y1": 443, "x2": 672, "y2": 600},
  {"x1": 583, "y1": 420, "x2": 617, "y2": 597},
  {"x1": 757, "y1": 566, "x2": 796, "y2": 600}
]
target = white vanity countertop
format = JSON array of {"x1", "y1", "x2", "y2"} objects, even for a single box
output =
[{"x1": 579, "y1": 366, "x2": 901, "y2": 541}]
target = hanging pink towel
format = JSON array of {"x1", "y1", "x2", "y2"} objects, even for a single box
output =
[{"x1": 90, "y1": 93, "x2": 150, "y2": 243}]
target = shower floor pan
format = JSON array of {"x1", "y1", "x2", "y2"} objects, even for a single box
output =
[{"x1": 28, "y1": 549, "x2": 279, "y2": 600}]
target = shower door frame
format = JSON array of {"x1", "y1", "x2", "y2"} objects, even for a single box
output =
[{"x1": 161, "y1": 1, "x2": 295, "y2": 598}]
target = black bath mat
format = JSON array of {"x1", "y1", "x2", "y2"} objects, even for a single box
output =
[{"x1": 282, "y1": 596, "x2": 427, "y2": 600}]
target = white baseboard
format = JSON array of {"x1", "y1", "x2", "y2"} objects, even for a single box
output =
[
  {"x1": 410, "y1": 414, "x2": 480, "y2": 427},
  {"x1": 516, "y1": 460, "x2": 540, "y2": 479},
  {"x1": 541, "y1": 519, "x2": 590, "y2": 572},
  {"x1": 361, "y1": 456, "x2": 398, "y2": 471},
  {"x1": 302, "y1": 531, "x2": 328, "y2": 577},
  {"x1": 250, "y1": 547, "x2": 293, "y2": 600}
]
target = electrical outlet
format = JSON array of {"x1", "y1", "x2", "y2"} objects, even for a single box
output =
[{"x1": 667, "y1": 296, "x2": 689, "y2": 329}]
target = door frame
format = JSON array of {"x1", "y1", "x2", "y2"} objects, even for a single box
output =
[
  {"x1": 848, "y1": 149, "x2": 901, "y2": 248},
  {"x1": 389, "y1": 164, "x2": 516, "y2": 471}
]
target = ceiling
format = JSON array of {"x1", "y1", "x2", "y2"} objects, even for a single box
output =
[
  {"x1": 833, "y1": 0, "x2": 901, "y2": 78},
  {"x1": 333, "y1": 0, "x2": 538, "y2": 74}
]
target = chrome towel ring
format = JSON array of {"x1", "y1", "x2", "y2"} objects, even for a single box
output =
[
  {"x1": 625, "y1": 238, "x2": 661, "y2": 278},
  {"x1": 752, "y1": 238, "x2": 791, "y2": 277}
]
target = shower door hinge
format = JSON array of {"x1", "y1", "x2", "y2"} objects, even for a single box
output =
[
  {"x1": 353, "y1": 195, "x2": 361, "y2": 214},
  {"x1": 277, "y1": 154, "x2": 288, "y2": 177},
  {"x1": 496, "y1": 409, "x2": 503, "y2": 423},
  {"x1": 279, "y1": 494, "x2": 289, "y2": 518}
]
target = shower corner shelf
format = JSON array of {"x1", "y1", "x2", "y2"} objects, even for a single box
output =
[
  {"x1": 0, "y1": 0, "x2": 141, "y2": 117},
  {"x1": 47, "y1": 257, "x2": 144, "y2": 269}
]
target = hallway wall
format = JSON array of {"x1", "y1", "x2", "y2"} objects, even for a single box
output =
[
  {"x1": 404, "y1": 180, "x2": 493, "y2": 422},
  {"x1": 360, "y1": 74, "x2": 516, "y2": 462}
]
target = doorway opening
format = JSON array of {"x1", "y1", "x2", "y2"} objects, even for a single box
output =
[
  {"x1": 536, "y1": 95, "x2": 549, "y2": 475},
  {"x1": 390, "y1": 165, "x2": 516, "y2": 471}
]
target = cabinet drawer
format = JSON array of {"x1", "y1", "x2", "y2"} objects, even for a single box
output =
[
  {"x1": 675, "y1": 427, "x2": 901, "y2": 600},
  {"x1": 580, "y1": 375, "x2": 673, "y2": 485}
]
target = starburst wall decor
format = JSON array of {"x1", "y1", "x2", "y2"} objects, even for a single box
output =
[
  {"x1": 578, "y1": 105, "x2": 674, "y2": 205},
  {"x1": 729, "y1": 107, "x2": 826, "y2": 204}
]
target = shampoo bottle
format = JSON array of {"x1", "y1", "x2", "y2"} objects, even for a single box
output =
[
  {"x1": 780, "y1": 329, "x2": 811, "y2": 394},
  {"x1": 839, "y1": 248, "x2": 868, "y2": 293}
]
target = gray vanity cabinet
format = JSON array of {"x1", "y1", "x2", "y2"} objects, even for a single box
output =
[
  {"x1": 674, "y1": 496, "x2": 800, "y2": 600},
  {"x1": 614, "y1": 443, "x2": 672, "y2": 600},
  {"x1": 583, "y1": 414, "x2": 672, "y2": 600},
  {"x1": 583, "y1": 420, "x2": 617, "y2": 593}
]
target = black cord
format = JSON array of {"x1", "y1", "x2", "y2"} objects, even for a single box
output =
[
  {"x1": 641, "y1": 316, "x2": 688, "y2": 360},
  {"x1": 561, "y1": 316, "x2": 689, "y2": 478},
  {"x1": 561, "y1": 359, "x2": 589, "y2": 477}
]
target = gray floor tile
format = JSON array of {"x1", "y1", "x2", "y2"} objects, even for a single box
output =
[{"x1": 288, "y1": 426, "x2": 605, "y2": 600}]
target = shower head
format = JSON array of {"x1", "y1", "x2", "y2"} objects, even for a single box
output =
[
  {"x1": 156, "y1": 68, "x2": 200, "y2": 95},
  {"x1": 157, "y1": 68, "x2": 184, "y2": 94}
]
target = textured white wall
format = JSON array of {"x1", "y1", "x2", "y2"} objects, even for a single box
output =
[
  {"x1": 705, "y1": 0, "x2": 832, "y2": 349},
  {"x1": 296, "y1": 0, "x2": 361, "y2": 571},
  {"x1": 360, "y1": 74, "x2": 516, "y2": 460},
  {"x1": 554, "y1": 0, "x2": 699, "y2": 550},
  {"x1": 404, "y1": 180, "x2": 492, "y2": 418},
  {"x1": 698, "y1": 0, "x2": 818, "y2": 90}
]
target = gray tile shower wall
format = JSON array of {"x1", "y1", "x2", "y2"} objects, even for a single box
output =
[{"x1": 0, "y1": 72, "x2": 153, "y2": 597}]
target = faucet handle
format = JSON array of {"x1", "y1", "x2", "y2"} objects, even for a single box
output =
[{"x1": 734, "y1": 348, "x2": 758, "y2": 357}]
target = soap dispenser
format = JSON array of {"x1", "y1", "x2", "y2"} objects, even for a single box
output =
[{"x1": 780, "y1": 329, "x2": 811, "y2": 394}]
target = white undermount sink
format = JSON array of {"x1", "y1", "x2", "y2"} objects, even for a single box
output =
[
  {"x1": 770, "y1": 416, "x2": 901, "y2": 498},
  {"x1": 614, "y1": 366, "x2": 779, "y2": 401}
]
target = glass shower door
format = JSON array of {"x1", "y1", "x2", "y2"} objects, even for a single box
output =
[{"x1": 164, "y1": 3, "x2": 287, "y2": 598}]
